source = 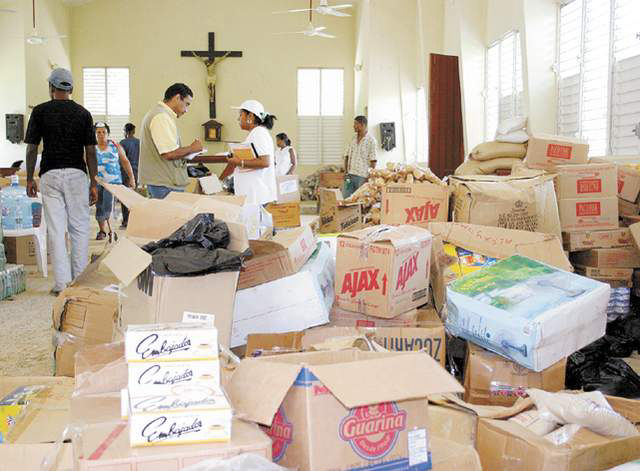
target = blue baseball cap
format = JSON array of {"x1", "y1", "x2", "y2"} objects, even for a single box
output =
[{"x1": 48, "y1": 68, "x2": 73, "y2": 91}]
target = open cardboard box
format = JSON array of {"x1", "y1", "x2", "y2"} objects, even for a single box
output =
[
  {"x1": 0, "y1": 376, "x2": 75, "y2": 470},
  {"x1": 228, "y1": 350, "x2": 463, "y2": 470},
  {"x1": 318, "y1": 188, "x2": 362, "y2": 233},
  {"x1": 381, "y1": 181, "x2": 449, "y2": 227},
  {"x1": 427, "y1": 222, "x2": 571, "y2": 313},
  {"x1": 101, "y1": 182, "x2": 250, "y2": 348},
  {"x1": 238, "y1": 225, "x2": 316, "y2": 290}
]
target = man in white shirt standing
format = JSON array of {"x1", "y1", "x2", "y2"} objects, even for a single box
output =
[
  {"x1": 343, "y1": 115, "x2": 377, "y2": 198},
  {"x1": 138, "y1": 83, "x2": 203, "y2": 199}
]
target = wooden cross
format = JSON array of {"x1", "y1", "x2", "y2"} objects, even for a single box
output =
[{"x1": 180, "y1": 33, "x2": 243, "y2": 119}]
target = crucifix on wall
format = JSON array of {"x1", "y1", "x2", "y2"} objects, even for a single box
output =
[{"x1": 180, "y1": 32, "x2": 243, "y2": 119}]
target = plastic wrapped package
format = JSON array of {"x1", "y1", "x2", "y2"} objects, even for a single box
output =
[
  {"x1": 73, "y1": 341, "x2": 127, "y2": 396},
  {"x1": 607, "y1": 287, "x2": 632, "y2": 322},
  {"x1": 527, "y1": 389, "x2": 639, "y2": 438},
  {"x1": 0, "y1": 263, "x2": 25, "y2": 300},
  {"x1": 544, "y1": 424, "x2": 582, "y2": 446},
  {"x1": 181, "y1": 454, "x2": 290, "y2": 471},
  {"x1": 141, "y1": 214, "x2": 247, "y2": 277},
  {"x1": 508, "y1": 410, "x2": 557, "y2": 436}
]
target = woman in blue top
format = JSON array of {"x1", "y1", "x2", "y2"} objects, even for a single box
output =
[{"x1": 95, "y1": 122, "x2": 135, "y2": 240}]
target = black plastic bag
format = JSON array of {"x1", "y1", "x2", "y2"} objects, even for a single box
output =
[
  {"x1": 187, "y1": 164, "x2": 210, "y2": 178},
  {"x1": 142, "y1": 214, "x2": 246, "y2": 277}
]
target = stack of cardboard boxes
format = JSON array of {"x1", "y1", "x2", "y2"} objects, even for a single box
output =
[
  {"x1": 266, "y1": 175, "x2": 302, "y2": 230},
  {"x1": 124, "y1": 323, "x2": 232, "y2": 447}
]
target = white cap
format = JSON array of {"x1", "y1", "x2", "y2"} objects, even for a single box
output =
[{"x1": 231, "y1": 100, "x2": 268, "y2": 120}]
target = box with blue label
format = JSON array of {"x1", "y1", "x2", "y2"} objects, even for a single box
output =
[
  {"x1": 446, "y1": 254, "x2": 610, "y2": 372},
  {"x1": 228, "y1": 350, "x2": 463, "y2": 471}
]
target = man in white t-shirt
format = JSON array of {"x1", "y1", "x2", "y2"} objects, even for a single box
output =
[{"x1": 343, "y1": 115, "x2": 377, "y2": 198}]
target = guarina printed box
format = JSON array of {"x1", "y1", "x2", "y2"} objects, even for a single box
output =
[
  {"x1": 228, "y1": 350, "x2": 463, "y2": 471},
  {"x1": 334, "y1": 225, "x2": 432, "y2": 318}
]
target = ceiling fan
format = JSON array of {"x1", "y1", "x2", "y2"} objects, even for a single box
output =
[
  {"x1": 273, "y1": 0, "x2": 352, "y2": 17},
  {"x1": 26, "y1": 0, "x2": 67, "y2": 45},
  {"x1": 274, "y1": 0, "x2": 336, "y2": 39}
]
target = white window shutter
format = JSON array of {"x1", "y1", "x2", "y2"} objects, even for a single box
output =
[
  {"x1": 297, "y1": 68, "x2": 344, "y2": 165},
  {"x1": 558, "y1": 0, "x2": 583, "y2": 138},
  {"x1": 83, "y1": 67, "x2": 130, "y2": 142}
]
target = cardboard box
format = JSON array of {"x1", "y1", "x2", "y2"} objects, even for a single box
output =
[
  {"x1": 450, "y1": 174, "x2": 562, "y2": 236},
  {"x1": 0, "y1": 377, "x2": 75, "y2": 470},
  {"x1": 128, "y1": 387, "x2": 232, "y2": 447},
  {"x1": 276, "y1": 175, "x2": 301, "y2": 203},
  {"x1": 51, "y1": 286, "x2": 118, "y2": 377},
  {"x1": 245, "y1": 332, "x2": 305, "y2": 358},
  {"x1": 232, "y1": 242, "x2": 333, "y2": 348},
  {"x1": 446, "y1": 254, "x2": 609, "y2": 371},
  {"x1": 329, "y1": 304, "x2": 420, "y2": 327},
  {"x1": 318, "y1": 188, "x2": 362, "y2": 233},
  {"x1": 555, "y1": 162, "x2": 617, "y2": 199},
  {"x1": 573, "y1": 265, "x2": 633, "y2": 282},
  {"x1": 570, "y1": 246, "x2": 640, "y2": 268},
  {"x1": 302, "y1": 308, "x2": 446, "y2": 366},
  {"x1": 125, "y1": 323, "x2": 218, "y2": 362},
  {"x1": 381, "y1": 182, "x2": 449, "y2": 227},
  {"x1": 101, "y1": 183, "x2": 249, "y2": 348},
  {"x1": 127, "y1": 360, "x2": 221, "y2": 394},
  {"x1": 335, "y1": 225, "x2": 432, "y2": 318},
  {"x1": 558, "y1": 196, "x2": 619, "y2": 232},
  {"x1": 618, "y1": 165, "x2": 640, "y2": 203},
  {"x1": 228, "y1": 350, "x2": 463, "y2": 471},
  {"x1": 430, "y1": 436, "x2": 482, "y2": 471},
  {"x1": 525, "y1": 134, "x2": 589, "y2": 168},
  {"x1": 463, "y1": 343, "x2": 566, "y2": 407},
  {"x1": 562, "y1": 228, "x2": 632, "y2": 251},
  {"x1": 265, "y1": 202, "x2": 301, "y2": 229},
  {"x1": 3, "y1": 236, "x2": 50, "y2": 265},
  {"x1": 619, "y1": 196, "x2": 640, "y2": 216},
  {"x1": 319, "y1": 171, "x2": 345, "y2": 189},
  {"x1": 238, "y1": 225, "x2": 316, "y2": 290},
  {"x1": 428, "y1": 222, "x2": 572, "y2": 313},
  {"x1": 476, "y1": 396, "x2": 640, "y2": 471}
]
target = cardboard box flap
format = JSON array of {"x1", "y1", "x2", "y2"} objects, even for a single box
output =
[
  {"x1": 227, "y1": 359, "x2": 304, "y2": 426},
  {"x1": 127, "y1": 198, "x2": 192, "y2": 241},
  {"x1": 308, "y1": 352, "x2": 463, "y2": 409},
  {"x1": 429, "y1": 392, "x2": 533, "y2": 419},
  {"x1": 339, "y1": 225, "x2": 429, "y2": 248},
  {"x1": 51, "y1": 287, "x2": 115, "y2": 331},
  {"x1": 100, "y1": 181, "x2": 147, "y2": 209},
  {"x1": 319, "y1": 188, "x2": 361, "y2": 208},
  {"x1": 630, "y1": 223, "x2": 640, "y2": 252},
  {"x1": 101, "y1": 237, "x2": 152, "y2": 287},
  {"x1": 428, "y1": 222, "x2": 572, "y2": 271}
]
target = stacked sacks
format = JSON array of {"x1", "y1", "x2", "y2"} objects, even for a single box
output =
[{"x1": 456, "y1": 117, "x2": 529, "y2": 175}]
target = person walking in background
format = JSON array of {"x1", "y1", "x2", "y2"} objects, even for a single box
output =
[
  {"x1": 118, "y1": 122, "x2": 139, "y2": 228},
  {"x1": 275, "y1": 132, "x2": 297, "y2": 176},
  {"x1": 138, "y1": 83, "x2": 203, "y2": 199},
  {"x1": 24, "y1": 68, "x2": 98, "y2": 295},
  {"x1": 94, "y1": 122, "x2": 135, "y2": 240},
  {"x1": 343, "y1": 115, "x2": 377, "y2": 198}
]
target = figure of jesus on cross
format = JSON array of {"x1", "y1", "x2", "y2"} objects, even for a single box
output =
[{"x1": 181, "y1": 33, "x2": 243, "y2": 119}]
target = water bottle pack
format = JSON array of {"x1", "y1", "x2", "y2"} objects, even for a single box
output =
[
  {"x1": 607, "y1": 287, "x2": 631, "y2": 322},
  {"x1": 1, "y1": 176, "x2": 41, "y2": 231},
  {"x1": 0, "y1": 264, "x2": 26, "y2": 300}
]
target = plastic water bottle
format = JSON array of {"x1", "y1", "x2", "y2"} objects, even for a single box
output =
[
  {"x1": 1, "y1": 176, "x2": 20, "y2": 230},
  {"x1": 21, "y1": 197, "x2": 33, "y2": 229}
]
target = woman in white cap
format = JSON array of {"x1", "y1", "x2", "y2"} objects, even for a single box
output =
[{"x1": 223, "y1": 99, "x2": 278, "y2": 205}]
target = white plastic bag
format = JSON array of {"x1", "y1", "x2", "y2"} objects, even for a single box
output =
[
  {"x1": 181, "y1": 454, "x2": 291, "y2": 471},
  {"x1": 544, "y1": 423, "x2": 582, "y2": 446},
  {"x1": 528, "y1": 389, "x2": 639, "y2": 438}
]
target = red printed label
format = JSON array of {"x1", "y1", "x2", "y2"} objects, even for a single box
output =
[
  {"x1": 404, "y1": 202, "x2": 441, "y2": 223},
  {"x1": 339, "y1": 402, "x2": 407, "y2": 461},
  {"x1": 266, "y1": 407, "x2": 293, "y2": 462},
  {"x1": 577, "y1": 178, "x2": 602, "y2": 194},
  {"x1": 547, "y1": 144, "x2": 572, "y2": 159},
  {"x1": 356, "y1": 320, "x2": 376, "y2": 327},
  {"x1": 396, "y1": 253, "x2": 419, "y2": 291},
  {"x1": 576, "y1": 201, "x2": 601, "y2": 217},
  {"x1": 341, "y1": 269, "x2": 380, "y2": 297}
]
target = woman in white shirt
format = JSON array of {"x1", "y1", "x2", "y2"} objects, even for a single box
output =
[
  {"x1": 274, "y1": 133, "x2": 297, "y2": 176},
  {"x1": 221, "y1": 100, "x2": 278, "y2": 205}
]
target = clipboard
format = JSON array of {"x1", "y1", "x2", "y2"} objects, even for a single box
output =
[{"x1": 228, "y1": 142, "x2": 258, "y2": 161}]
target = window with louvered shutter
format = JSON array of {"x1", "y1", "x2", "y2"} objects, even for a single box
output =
[
  {"x1": 82, "y1": 67, "x2": 130, "y2": 142},
  {"x1": 611, "y1": 0, "x2": 640, "y2": 155},
  {"x1": 484, "y1": 31, "x2": 525, "y2": 141},
  {"x1": 297, "y1": 68, "x2": 344, "y2": 165},
  {"x1": 557, "y1": 0, "x2": 640, "y2": 156}
]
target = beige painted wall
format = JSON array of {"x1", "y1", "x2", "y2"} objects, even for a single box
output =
[
  {"x1": 0, "y1": 0, "x2": 26, "y2": 166},
  {"x1": 70, "y1": 0, "x2": 356, "y2": 179}
]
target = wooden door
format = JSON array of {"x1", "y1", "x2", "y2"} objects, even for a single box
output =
[{"x1": 429, "y1": 53, "x2": 465, "y2": 179}]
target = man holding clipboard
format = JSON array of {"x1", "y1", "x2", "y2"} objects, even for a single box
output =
[{"x1": 197, "y1": 99, "x2": 277, "y2": 205}]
